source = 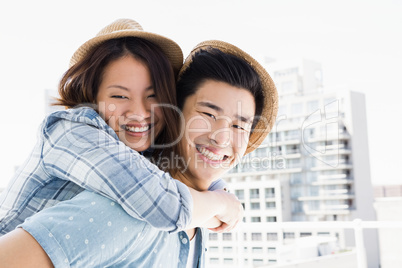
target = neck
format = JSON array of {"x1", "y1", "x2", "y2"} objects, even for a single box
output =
[{"x1": 172, "y1": 170, "x2": 208, "y2": 191}]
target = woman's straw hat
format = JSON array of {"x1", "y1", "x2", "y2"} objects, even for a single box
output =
[
  {"x1": 179, "y1": 40, "x2": 278, "y2": 155},
  {"x1": 70, "y1": 18, "x2": 183, "y2": 74}
]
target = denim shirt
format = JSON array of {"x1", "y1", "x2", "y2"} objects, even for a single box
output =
[
  {"x1": 0, "y1": 107, "x2": 192, "y2": 235},
  {"x1": 20, "y1": 183, "x2": 225, "y2": 268}
]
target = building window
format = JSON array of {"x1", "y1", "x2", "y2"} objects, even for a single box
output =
[
  {"x1": 223, "y1": 247, "x2": 233, "y2": 253},
  {"x1": 209, "y1": 233, "x2": 218, "y2": 240},
  {"x1": 253, "y1": 259, "x2": 264, "y2": 265},
  {"x1": 209, "y1": 246, "x2": 219, "y2": 253},
  {"x1": 267, "y1": 247, "x2": 276, "y2": 254},
  {"x1": 251, "y1": 216, "x2": 261, "y2": 222},
  {"x1": 283, "y1": 232, "x2": 295, "y2": 239},
  {"x1": 244, "y1": 246, "x2": 248, "y2": 252},
  {"x1": 251, "y1": 233, "x2": 262, "y2": 241},
  {"x1": 266, "y1": 216, "x2": 277, "y2": 222},
  {"x1": 267, "y1": 233, "x2": 278, "y2": 241},
  {"x1": 250, "y1": 202, "x2": 260, "y2": 210},
  {"x1": 291, "y1": 201, "x2": 303, "y2": 213},
  {"x1": 243, "y1": 233, "x2": 247, "y2": 241},
  {"x1": 223, "y1": 258, "x2": 234, "y2": 264},
  {"x1": 250, "y1": 188, "x2": 260, "y2": 199},
  {"x1": 235, "y1": 189, "x2": 244, "y2": 200},
  {"x1": 265, "y1": 188, "x2": 275, "y2": 198},
  {"x1": 318, "y1": 232, "x2": 330, "y2": 236},
  {"x1": 266, "y1": 201, "x2": 276, "y2": 209},
  {"x1": 290, "y1": 173, "x2": 302, "y2": 184},
  {"x1": 209, "y1": 258, "x2": 219, "y2": 264},
  {"x1": 252, "y1": 247, "x2": 263, "y2": 254},
  {"x1": 278, "y1": 105, "x2": 287, "y2": 116},
  {"x1": 300, "y1": 232, "x2": 312, "y2": 237},
  {"x1": 222, "y1": 233, "x2": 232, "y2": 241},
  {"x1": 307, "y1": 100, "x2": 319, "y2": 113},
  {"x1": 268, "y1": 259, "x2": 277, "y2": 263},
  {"x1": 291, "y1": 102, "x2": 303, "y2": 115},
  {"x1": 281, "y1": 81, "x2": 295, "y2": 93}
]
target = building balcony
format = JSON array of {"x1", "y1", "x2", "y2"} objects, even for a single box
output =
[
  {"x1": 319, "y1": 189, "x2": 350, "y2": 195},
  {"x1": 225, "y1": 168, "x2": 303, "y2": 177},
  {"x1": 304, "y1": 209, "x2": 351, "y2": 216},
  {"x1": 309, "y1": 148, "x2": 352, "y2": 157},
  {"x1": 271, "y1": 139, "x2": 301, "y2": 146},
  {"x1": 297, "y1": 194, "x2": 354, "y2": 201},
  {"x1": 312, "y1": 179, "x2": 353, "y2": 186},
  {"x1": 310, "y1": 164, "x2": 353, "y2": 171},
  {"x1": 305, "y1": 133, "x2": 351, "y2": 143},
  {"x1": 206, "y1": 220, "x2": 400, "y2": 268},
  {"x1": 317, "y1": 174, "x2": 348, "y2": 180}
]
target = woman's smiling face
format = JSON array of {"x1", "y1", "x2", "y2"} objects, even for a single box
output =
[
  {"x1": 178, "y1": 80, "x2": 255, "y2": 190},
  {"x1": 96, "y1": 55, "x2": 164, "y2": 152}
]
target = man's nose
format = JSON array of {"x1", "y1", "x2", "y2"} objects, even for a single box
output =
[{"x1": 208, "y1": 120, "x2": 231, "y2": 147}]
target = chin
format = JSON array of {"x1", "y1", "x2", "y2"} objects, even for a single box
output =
[{"x1": 126, "y1": 142, "x2": 151, "y2": 153}]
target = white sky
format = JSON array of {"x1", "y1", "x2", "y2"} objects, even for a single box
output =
[{"x1": 0, "y1": 0, "x2": 401, "y2": 187}]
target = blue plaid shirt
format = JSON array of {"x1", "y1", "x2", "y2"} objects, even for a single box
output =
[{"x1": 0, "y1": 107, "x2": 192, "y2": 235}]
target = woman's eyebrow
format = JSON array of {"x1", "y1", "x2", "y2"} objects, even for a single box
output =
[
  {"x1": 107, "y1": 85, "x2": 129, "y2": 91},
  {"x1": 106, "y1": 85, "x2": 154, "y2": 91}
]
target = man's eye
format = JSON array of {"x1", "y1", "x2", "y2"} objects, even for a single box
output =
[
  {"x1": 233, "y1": 124, "x2": 251, "y2": 132},
  {"x1": 233, "y1": 125, "x2": 245, "y2": 130},
  {"x1": 203, "y1": 112, "x2": 216, "y2": 120}
]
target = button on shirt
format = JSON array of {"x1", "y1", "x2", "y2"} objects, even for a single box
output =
[{"x1": 0, "y1": 107, "x2": 192, "y2": 235}]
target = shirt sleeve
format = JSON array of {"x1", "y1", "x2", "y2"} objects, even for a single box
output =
[{"x1": 40, "y1": 116, "x2": 192, "y2": 233}]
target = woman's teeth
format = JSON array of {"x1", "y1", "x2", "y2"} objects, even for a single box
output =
[
  {"x1": 125, "y1": 125, "x2": 149, "y2": 133},
  {"x1": 198, "y1": 147, "x2": 225, "y2": 161}
]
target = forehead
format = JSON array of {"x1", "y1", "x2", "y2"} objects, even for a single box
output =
[{"x1": 190, "y1": 80, "x2": 255, "y2": 117}]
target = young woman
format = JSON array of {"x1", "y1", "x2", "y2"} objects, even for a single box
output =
[
  {"x1": 0, "y1": 41, "x2": 278, "y2": 267},
  {"x1": 0, "y1": 19, "x2": 242, "y2": 237}
]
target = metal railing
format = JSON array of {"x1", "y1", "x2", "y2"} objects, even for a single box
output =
[{"x1": 231, "y1": 219, "x2": 402, "y2": 268}]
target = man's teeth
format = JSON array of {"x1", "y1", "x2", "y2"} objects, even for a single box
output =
[
  {"x1": 125, "y1": 125, "x2": 149, "y2": 133},
  {"x1": 198, "y1": 147, "x2": 225, "y2": 161}
]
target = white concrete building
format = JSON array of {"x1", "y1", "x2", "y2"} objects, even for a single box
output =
[
  {"x1": 206, "y1": 58, "x2": 379, "y2": 267},
  {"x1": 374, "y1": 196, "x2": 402, "y2": 268}
]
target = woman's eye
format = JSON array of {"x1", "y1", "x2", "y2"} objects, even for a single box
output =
[
  {"x1": 111, "y1": 95, "x2": 128, "y2": 99},
  {"x1": 147, "y1": 94, "x2": 156, "y2": 99},
  {"x1": 203, "y1": 112, "x2": 216, "y2": 120}
]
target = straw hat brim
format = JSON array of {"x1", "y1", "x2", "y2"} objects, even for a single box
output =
[
  {"x1": 70, "y1": 30, "x2": 183, "y2": 75},
  {"x1": 179, "y1": 40, "x2": 278, "y2": 155}
]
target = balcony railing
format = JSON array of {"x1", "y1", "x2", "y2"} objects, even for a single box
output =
[{"x1": 224, "y1": 220, "x2": 402, "y2": 268}]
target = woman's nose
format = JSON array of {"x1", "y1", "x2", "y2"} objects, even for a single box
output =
[{"x1": 125, "y1": 99, "x2": 151, "y2": 120}]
